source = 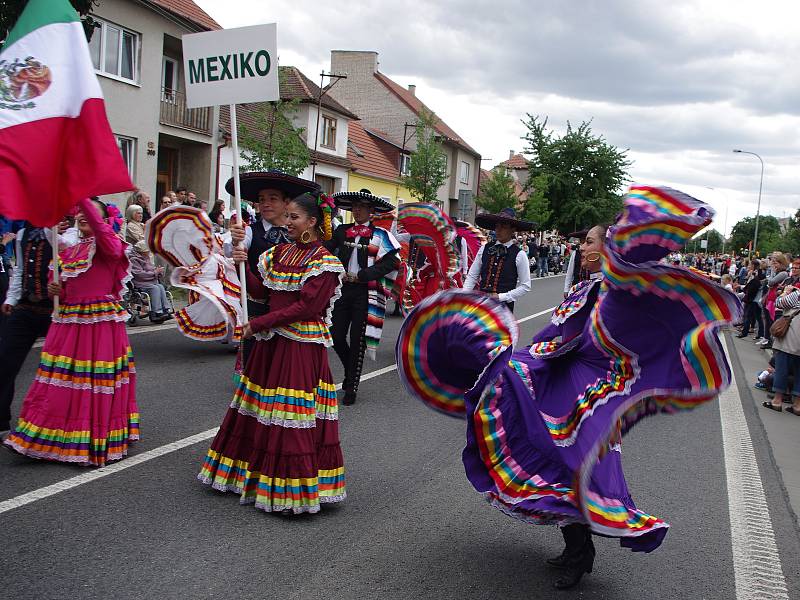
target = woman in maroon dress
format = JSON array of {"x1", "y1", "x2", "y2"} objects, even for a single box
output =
[{"x1": 198, "y1": 192, "x2": 346, "y2": 514}]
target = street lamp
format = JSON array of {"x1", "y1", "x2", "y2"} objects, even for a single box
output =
[
  {"x1": 732, "y1": 149, "x2": 764, "y2": 257},
  {"x1": 704, "y1": 186, "x2": 730, "y2": 255}
]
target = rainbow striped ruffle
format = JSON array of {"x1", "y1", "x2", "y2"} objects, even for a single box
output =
[
  {"x1": 198, "y1": 450, "x2": 346, "y2": 514},
  {"x1": 52, "y1": 300, "x2": 129, "y2": 324},
  {"x1": 34, "y1": 347, "x2": 135, "y2": 393},
  {"x1": 231, "y1": 374, "x2": 338, "y2": 428}
]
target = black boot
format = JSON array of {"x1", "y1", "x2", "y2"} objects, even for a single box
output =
[{"x1": 552, "y1": 524, "x2": 595, "y2": 590}]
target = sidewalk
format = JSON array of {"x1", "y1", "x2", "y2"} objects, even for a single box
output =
[{"x1": 728, "y1": 332, "x2": 800, "y2": 523}]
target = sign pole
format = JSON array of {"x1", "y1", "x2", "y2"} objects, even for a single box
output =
[
  {"x1": 228, "y1": 103, "x2": 248, "y2": 322},
  {"x1": 51, "y1": 226, "x2": 59, "y2": 316}
]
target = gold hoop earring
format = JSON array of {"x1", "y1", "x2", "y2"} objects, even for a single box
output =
[
  {"x1": 300, "y1": 230, "x2": 312, "y2": 244},
  {"x1": 585, "y1": 251, "x2": 602, "y2": 262}
]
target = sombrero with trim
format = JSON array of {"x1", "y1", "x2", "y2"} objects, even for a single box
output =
[
  {"x1": 475, "y1": 207, "x2": 535, "y2": 232},
  {"x1": 332, "y1": 188, "x2": 394, "y2": 214},
  {"x1": 225, "y1": 170, "x2": 320, "y2": 203},
  {"x1": 568, "y1": 228, "x2": 590, "y2": 241}
]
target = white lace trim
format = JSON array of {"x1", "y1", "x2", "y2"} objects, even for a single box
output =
[
  {"x1": 3, "y1": 436, "x2": 135, "y2": 465},
  {"x1": 258, "y1": 252, "x2": 345, "y2": 293},
  {"x1": 232, "y1": 404, "x2": 328, "y2": 428},
  {"x1": 52, "y1": 312, "x2": 130, "y2": 325},
  {"x1": 197, "y1": 475, "x2": 346, "y2": 514},
  {"x1": 33, "y1": 375, "x2": 132, "y2": 394}
]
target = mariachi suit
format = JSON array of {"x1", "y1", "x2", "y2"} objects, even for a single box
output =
[
  {"x1": 327, "y1": 222, "x2": 399, "y2": 401},
  {"x1": 242, "y1": 219, "x2": 289, "y2": 366},
  {"x1": 464, "y1": 240, "x2": 531, "y2": 313}
]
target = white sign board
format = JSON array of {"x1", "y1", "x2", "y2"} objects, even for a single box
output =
[
  {"x1": 182, "y1": 23, "x2": 278, "y2": 109},
  {"x1": 700, "y1": 239, "x2": 708, "y2": 249}
]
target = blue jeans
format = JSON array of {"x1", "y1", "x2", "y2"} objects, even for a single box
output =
[
  {"x1": 537, "y1": 256, "x2": 548, "y2": 277},
  {"x1": 773, "y1": 350, "x2": 800, "y2": 397},
  {"x1": 138, "y1": 283, "x2": 168, "y2": 313}
]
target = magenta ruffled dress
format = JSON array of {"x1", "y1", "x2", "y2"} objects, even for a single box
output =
[{"x1": 5, "y1": 197, "x2": 139, "y2": 466}]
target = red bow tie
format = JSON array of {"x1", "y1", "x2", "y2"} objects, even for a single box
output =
[{"x1": 346, "y1": 225, "x2": 371, "y2": 239}]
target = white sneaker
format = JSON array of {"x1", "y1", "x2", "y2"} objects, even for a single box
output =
[{"x1": 754, "y1": 337, "x2": 767, "y2": 344}]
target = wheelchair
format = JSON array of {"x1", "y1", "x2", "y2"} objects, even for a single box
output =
[{"x1": 122, "y1": 281, "x2": 175, "y2": 325}]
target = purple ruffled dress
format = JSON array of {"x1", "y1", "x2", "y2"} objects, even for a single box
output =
[{"x1": 397, "y1": 186, "x2": 741, "y2": 552}]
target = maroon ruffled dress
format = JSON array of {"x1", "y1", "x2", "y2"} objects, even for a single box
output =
[{"x1": 198, "y1": 241, "x2": 346, "y2": 514}]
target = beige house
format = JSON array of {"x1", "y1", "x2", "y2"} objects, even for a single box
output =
[
  {"x1": 88, "y1": 0, "x2": 221, "y2": 210},
  {"x1": 327, "y1": 50, "x2": 481, "y2": 220}
]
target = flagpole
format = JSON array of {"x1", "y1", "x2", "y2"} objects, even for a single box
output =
[
  {"x1": 229, "y1": 103, "x2": 248, "y2": 322},
  {"x1": 51, "y1": 226, "x2": 59, "y2": 316}
]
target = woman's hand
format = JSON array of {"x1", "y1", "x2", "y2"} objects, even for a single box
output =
[
  {"x1": 241, "y1": 323, "x2": 254, "y2": 339},
  {"x1": 232, "y1": 248, "x2": 248, "y2": 264},
  {"x1": 229, "y1": 217, "x2": 245, "y2": 245},
  {"x1": 47, "y1": 281, "x2": 63, "y2": 298}
]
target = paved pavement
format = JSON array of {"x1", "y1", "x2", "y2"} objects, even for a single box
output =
[{"x1": 1, "y1": 275, "x2": 799, "y2": 599}]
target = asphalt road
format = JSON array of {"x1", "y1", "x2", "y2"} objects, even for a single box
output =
[{"x1": 2, "y1": 275, "x2": 799, "y2": 599}]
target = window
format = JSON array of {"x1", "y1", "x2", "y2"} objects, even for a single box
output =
[
  {"x1": 115, "y1": 135, "x2": 135, "y2": 178},
  {"x1": 399, "y1": 154, "x2": 411, "y2": 176},
  {"x1": 88, "y1": 18, "x2": 139, "y2": 82},
  {"x1": 459, "y1": 161, "x2": 470, "y2": 184},
  {"x1": 321, "y1": 115, "x2": 337, "y2": 149},
  {"x1": 162, "y1": 57, "x2": 177, "y2": 102}
]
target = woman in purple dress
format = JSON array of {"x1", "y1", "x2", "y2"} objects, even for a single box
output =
[{"x1": 397, "y1": 187, "x2": 741, "y2": 590}]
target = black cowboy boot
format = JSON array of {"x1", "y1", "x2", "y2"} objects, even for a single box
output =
[{"x1": 552, "y1": 524, "x2": 595, "y2": 590}]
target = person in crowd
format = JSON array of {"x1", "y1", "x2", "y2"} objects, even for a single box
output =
[
  {"x1": 763, "y1": 276, "x2": 800, "y2": 413},
  {"x1": 126, "y1": 190, "x2": 151, "y2": 222},
  {"x1": 0, "y1": 215, "x2": 21, "y2": 329},
  {"x1": 197, "y1": 199, "x2": 208, "y2": 212},
  {"x1": 159, "y1": 195, "x2": 175, "y2": 211},
  {"x1": 125, "y1": 204, "x2": 146, "y2": 246},
  {"x1": 4, "y1": 198, "x2": 138, "y2": 465},
  {"x1": 209, "y1": 200, "x2": 225, "y2": 225},
  {"x1": 227, "y1": 171, "x2": 321, "y2": 368},
  {"x1": 0, "y1": 219, "x2": 76, "y2": 434},
  {"x1": 737, "y1": 259, "x2": 765, "y2": 339},
  {"x1": 721, "y1": 273, "x2": 735, "y2": 293},
  {"x1": 326, "y1": 189, "x2": 400, "y2": 406},
  {"x1": 396, "y1": 187, "x2": 740, "y2": 591},
  {"x1": 187, "y1": 191, "x2": 197, "y2": 206},
  {"x1": 464, "y1": 207, "x2": 533, "y2": 313},
  {"x1": 176, "y1": 187, "x2": 189, "y2": 205},
  {"x1": 758, "y1": 253, "x2": 790, "y2": 349},
  {"x1": 167, "y1": 190, "x2": 178, "y2": 203},
  {"x1": 198, "y1": 192, "x2": 346, "y2": 514},
  {"x1": 563, "y1": 229, "x2": 588, "y2": 297},
  {"x1": 129, "y1": 240, "x2": 171, "y2": 323}
]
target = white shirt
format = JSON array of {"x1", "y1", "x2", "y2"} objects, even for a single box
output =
[
  {"x1": 7, "y1": 227, "x2": 79, "y2": 306},
  {"x1": 463, "y1": 240, "x2": 532, "y2": 304},
  {"x1": 223, "y1": 218, "x2": 278, "y2": 257},
  {"x1": 459, "y1": 236, "x2": 469, "y2": 276},
  {"x1": 564, "y1": 250, "x2": 578, "y2": 295}
]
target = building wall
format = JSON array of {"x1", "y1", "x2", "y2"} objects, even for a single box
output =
[
  {"x1": 91, "y1": 0, "x2": 215, "y2": 211},
  {"x1": 329, "y1": 51, "x2": 420, "y2": 152},
  {"x1": 349, "y1": 173, "x2": 412, "y2": 207}
]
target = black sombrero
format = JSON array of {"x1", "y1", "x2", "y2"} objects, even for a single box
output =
[
  {"x1": 225, "y1": 171, "x2": 320, "y2": 203},
  {"x1": 475, "y1": 207, "x2": 535, "y2": 232},
  {"x1": 332, "y1": 189, "x2": 394, "y2": 214},
  {"x1": 567, "y1": 228, "x2": 590, "y2": 240}
]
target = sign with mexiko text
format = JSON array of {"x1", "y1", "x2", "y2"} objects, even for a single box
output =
[{"x1": 181, "y1": 23, "x2": 278, "y2": 108}]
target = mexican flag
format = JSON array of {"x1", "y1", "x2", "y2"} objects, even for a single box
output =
[{"x1": 0, "y1": 0, "x2": 133, "y2": 226}]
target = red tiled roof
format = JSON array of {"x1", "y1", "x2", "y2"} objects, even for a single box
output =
[
  {"x1": 348, "y1": 121, "x2": 402, "y2": 181},
  {"x1": 500, "y1": 154, "x2": 529, "y2": 169},
  {"x1": 310, "y1": 149, "x2": 352, "y2": 170},
  {"x1": 284, "y1": 67, "x2": 359, "y2": 119},
  {"x1": 145, "y1": 0, "x2": 221, "y2": 30},
  {"x1": 373, "y1": 72, "x2": 479, "y2": 156}
]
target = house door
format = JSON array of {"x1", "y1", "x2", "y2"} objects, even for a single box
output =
[{"x1": 157, "y1": 146, "x2": 178, "y2": 200}]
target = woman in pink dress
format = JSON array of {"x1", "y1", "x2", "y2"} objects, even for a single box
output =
[{"x1": 4, "y1": 197, "x2": 139, "y2": 466}]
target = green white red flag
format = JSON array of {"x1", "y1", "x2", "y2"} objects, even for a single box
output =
[{"x1": 0, "y1": 0, "x2": 133, "y2": 226}]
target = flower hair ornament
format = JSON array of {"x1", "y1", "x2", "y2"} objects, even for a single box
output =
[
  {"x1": 317, "y1": 193, "x2": 335, "y2": 241},
  {"x1": 106, "y1": 203, "x2": 124, "y2": 233}
]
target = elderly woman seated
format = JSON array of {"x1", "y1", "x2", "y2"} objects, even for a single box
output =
[
  {"x1": 125, "y1": 204, "x2": 146, "y2": 246},
  {"x1": 129, "y1": 240, "x2": 172, "y2": 323}
]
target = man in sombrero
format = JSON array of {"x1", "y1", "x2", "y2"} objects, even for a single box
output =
[
  {"x1": 463, "y1": 207, "x2": 534, "y2": 313},
  {"x1": 327, "y1": 189, "x2": 400, "y2": 405},
  {"x1": 227, "y1": 171, "x2": 321, "y2": 365}
]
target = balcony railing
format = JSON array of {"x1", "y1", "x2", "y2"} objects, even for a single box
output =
[{"x1": 159, "y1": 88, "x2": 211, "y2": 135}]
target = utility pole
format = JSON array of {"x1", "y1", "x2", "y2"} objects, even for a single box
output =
[{"x1": 311, "y1": 72, "x2": 347, "y2": 178}]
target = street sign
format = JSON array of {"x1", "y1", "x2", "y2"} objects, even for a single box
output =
[{"x1": 182, "y1": 23, "x2": 278, "y2": 109}]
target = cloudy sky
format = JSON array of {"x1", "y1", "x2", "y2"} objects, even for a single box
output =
[{"x1": 196, "y1": 0, "x2": 799, "y2": 236}]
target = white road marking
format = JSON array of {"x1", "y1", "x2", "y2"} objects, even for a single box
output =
[
  {"x1": 719, "y1": 335, "x2": 789, "y2": 600},
  {"x1": 1, "y1": 304, "x2": 556, "y2": 514},
  {"x1": 33, "y1": 321, "x2": 178, "y2": 348}
]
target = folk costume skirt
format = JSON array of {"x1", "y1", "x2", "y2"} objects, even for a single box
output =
[
  {"x1": 198, "y1": 333, "x2": 345, "y2": 514},
  {"x1": 4, "y1": 299, "x2": 139, "y2": 466}
]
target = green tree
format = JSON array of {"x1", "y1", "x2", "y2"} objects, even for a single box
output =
[
  {"x1": 1, "y1": 1, "x2": 98, "y2": 44},
  {"x1": 237, "y1": 73, "x2": 310, "y2": 176},
  {"x1": 475, "y1": 168, "x2": 517, "y2": 214},
  {"x1": 522, "y1": 115, "x2": 631, "y2": 233},
  {"x1": 689, "y1": 229, "x2": 724, "y2": 254},
  {"x1": 523, "y1": 173, "x2": 552, "y2": 235},
  {"x1": 728, "y1": 215, "x2": 782, "y2": 256},
  {"x1": 401, "y1": 108, "x2": 448, "y2": 205}
]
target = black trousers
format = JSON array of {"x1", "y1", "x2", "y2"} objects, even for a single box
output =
[
  {"x1": 241, "y1": 299, "x2": 268, "y2": 367},
  {"x1": 0, "y1": 305, "x2": 53, "y2": 429},
  {"x1": 331, "y1": 282, "x2": 369, "y2": 397}
]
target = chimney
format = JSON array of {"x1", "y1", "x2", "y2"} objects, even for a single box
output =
[
  {"x1": 509, "y1": 150, "x2": 515, "y2": 160},
  {"x1": 408, "y1": 84, "x2": 416, "y2": 96},
  {"x1": 331, "y1": 50, "x2": 378, "y2": 78}
]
